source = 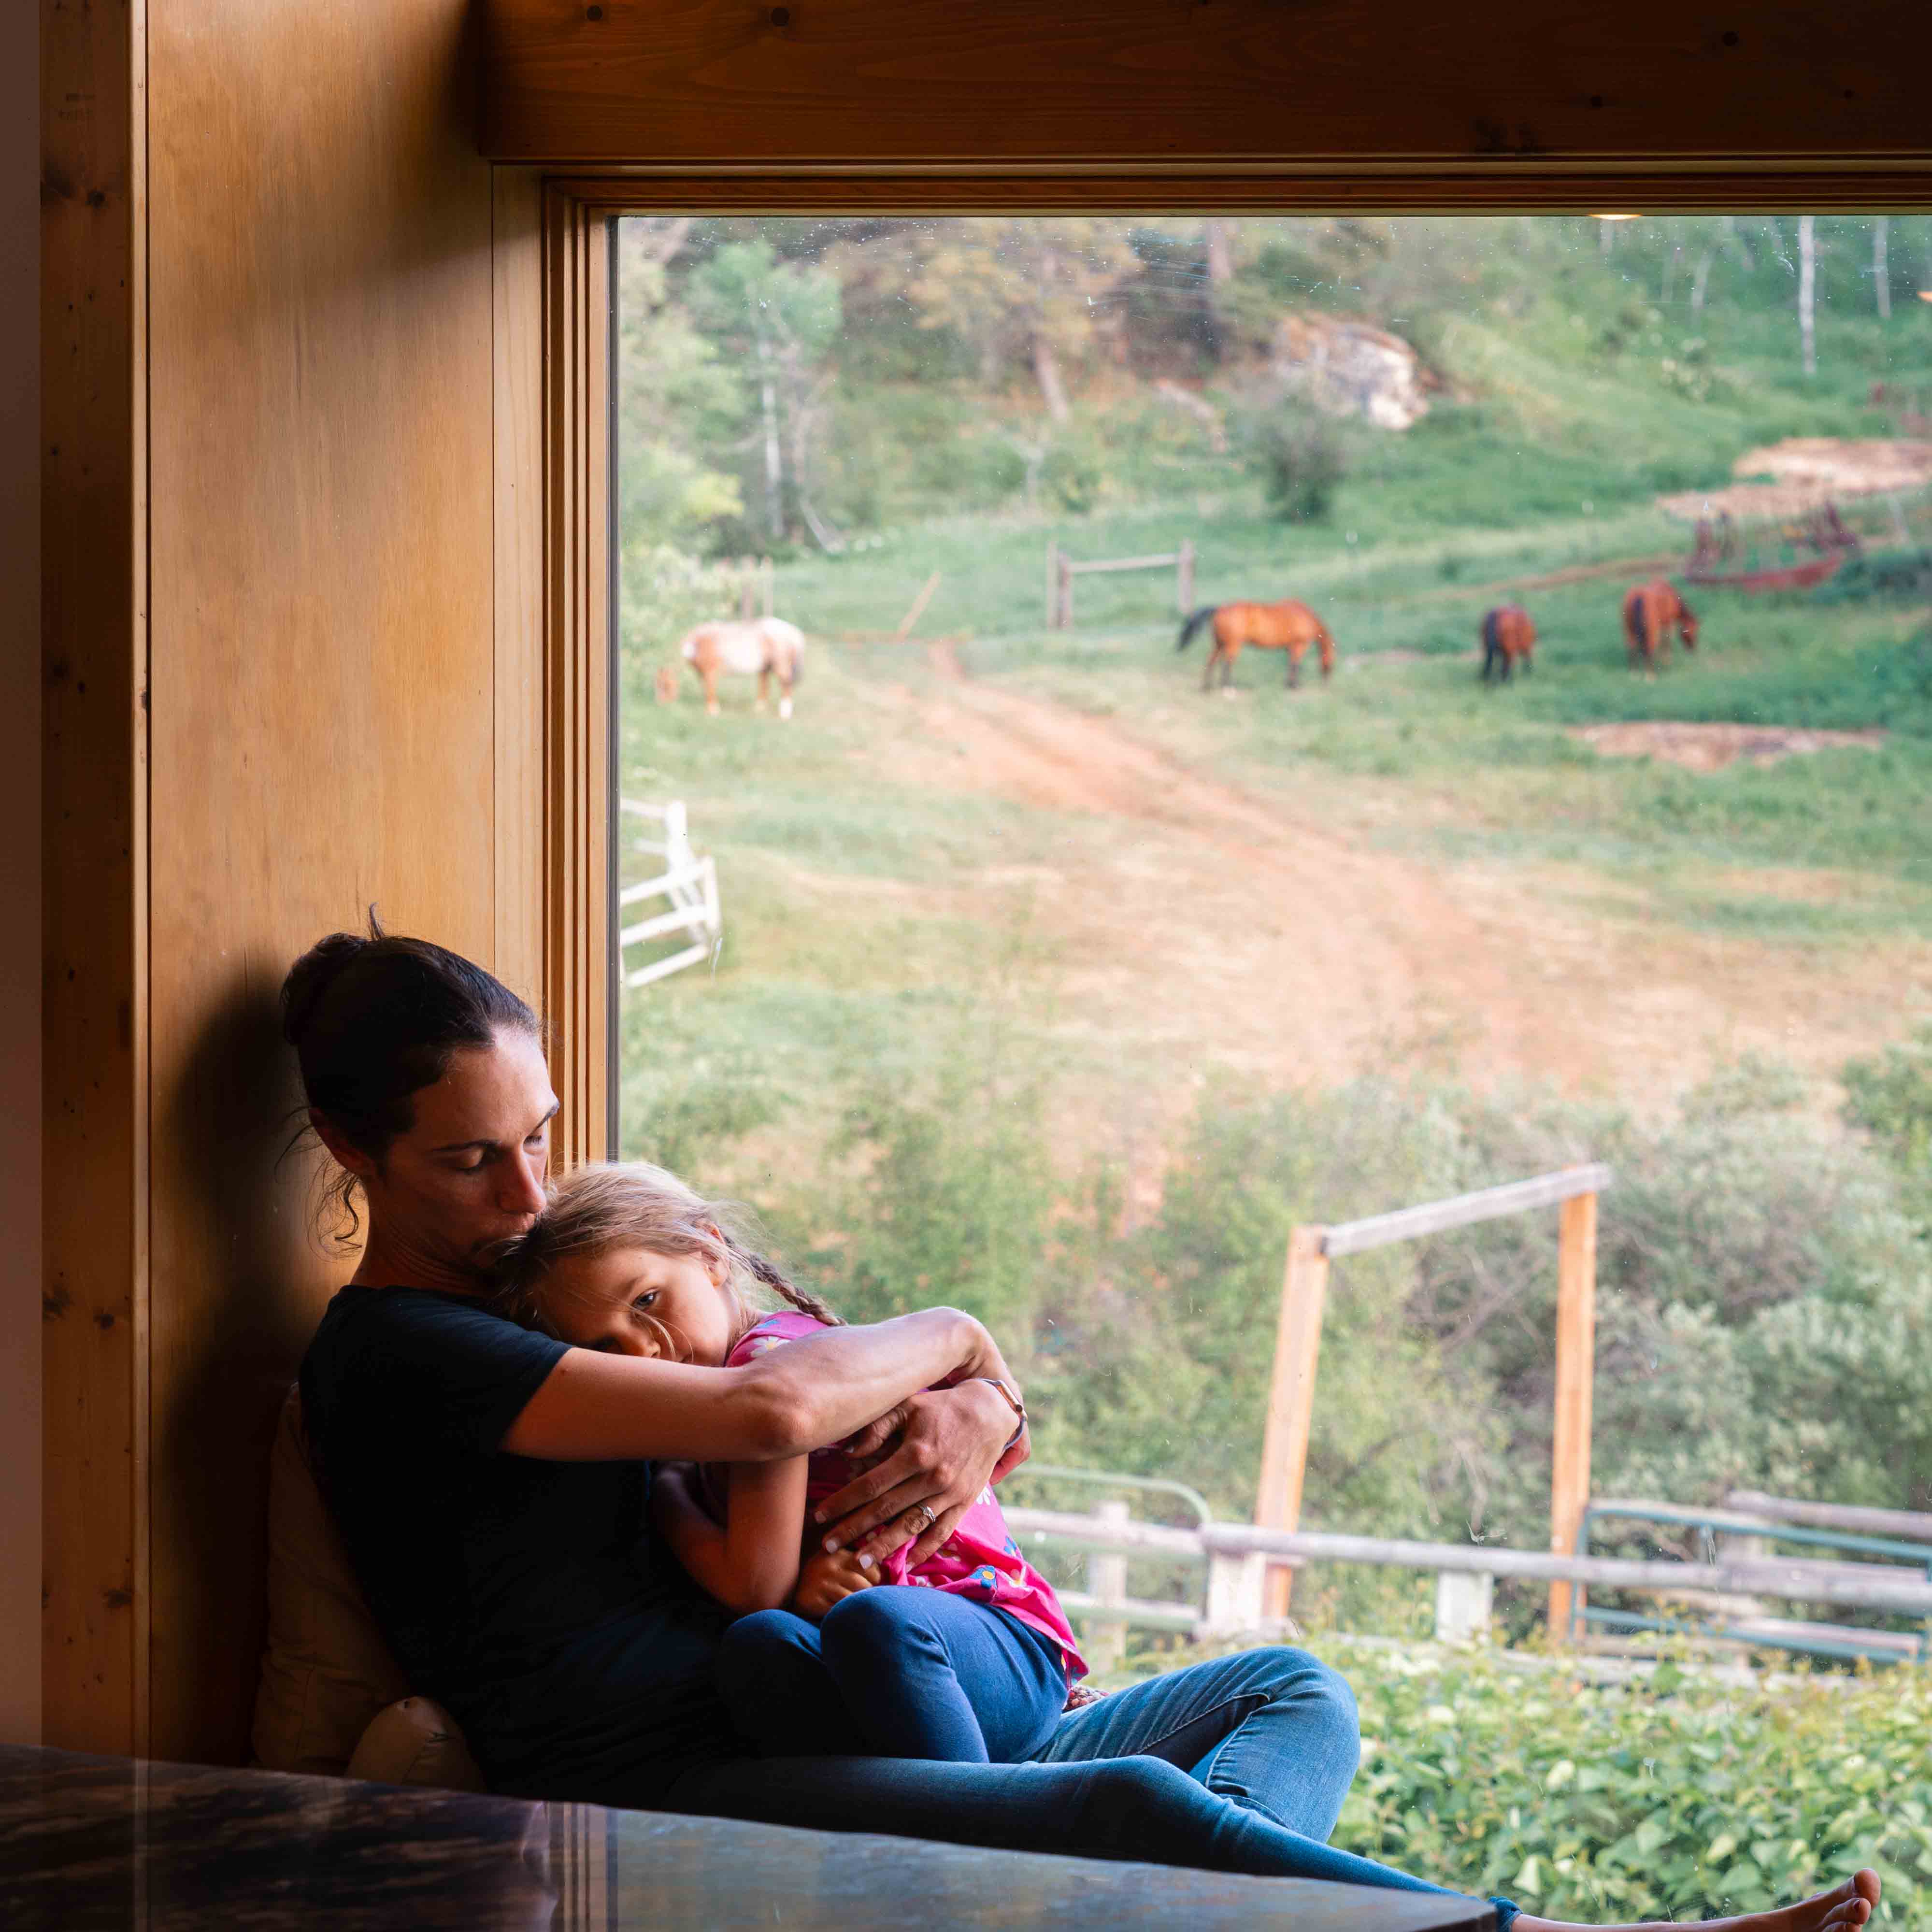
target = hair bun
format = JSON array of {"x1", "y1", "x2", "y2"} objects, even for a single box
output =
[{"x1": 280, "y1": 915, "x2": 384, "y2": 1047}]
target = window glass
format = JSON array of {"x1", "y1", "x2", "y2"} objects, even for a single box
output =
[{"x1": 614, "y1": 214, "x2": 1932, "y2": 1916}]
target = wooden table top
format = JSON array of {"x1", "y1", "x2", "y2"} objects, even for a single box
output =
[{"x1": 0, "y1": 1744, "x2": 1495, "y2": 1930}]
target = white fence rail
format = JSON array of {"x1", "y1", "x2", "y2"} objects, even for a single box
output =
[
  {"x1": 619, "y1": 799, "x2": 721, "y2": 989},
  {"x1": 1001, "y1": 1503, "x2": 1932, "y2": 1647}
]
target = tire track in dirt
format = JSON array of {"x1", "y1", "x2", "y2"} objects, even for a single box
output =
[
  {"x1": 907, "y1": 643, "x2": 1589, "y2": 1092},
  {"x1": 887, "y1": 646, "x2": 1932, "y2": 1110}
]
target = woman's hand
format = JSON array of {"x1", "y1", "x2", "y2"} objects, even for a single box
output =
[
  {"x1": 814, "y1": 1380, "x2": 1023, "y2": 1566},
  {"x1": 787, "y1": 1548, "x2": 878, "y2": 1620}
]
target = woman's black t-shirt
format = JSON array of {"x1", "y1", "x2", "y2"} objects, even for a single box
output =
[{"x1": 299, "y1": 1285, "x2": 733, "y2": 1799}]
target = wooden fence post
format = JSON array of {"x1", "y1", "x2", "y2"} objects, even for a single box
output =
[
  {"x1": 1547, "y1": 1189, "x2": 1599, "y2": 1644},
  {"x1": 1057, "y1": 554, "x2": 1073, "y2": 630},
  {"x1": 1086, "y1": 1498, "x2": 1130, "y2": 1670},
  {"x1": 1045, "y1": 541, "x2": 1059, "y2": 629},
  {"x1": 1178, "y1": 538, "x2": 1195, "y2": 614},
  {"x1": 738, "y1": 557, "x2": 755, "y2": 619},
  {"x1": 1254, "y1": 1225, "x2": 1330, "y2": 1619}
]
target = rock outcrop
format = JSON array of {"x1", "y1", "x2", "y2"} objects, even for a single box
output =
[{"x1": 1271, "y1": 313, "x2": 1432, "y2": 431}]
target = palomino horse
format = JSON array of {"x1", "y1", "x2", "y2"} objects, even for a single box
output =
[
  {"x1": 1176, "y1": 600, "x2": 1336, "y2": 692},
  {"x1": 1479, "y1": 604, "x2": 1536, "y2": 683},
  {"x1": 1621, "y1": 581, "x2": 1698, "y2": 673},
  {"x1": 677, "y1": 617, "x2": 806, "y2": 718}
]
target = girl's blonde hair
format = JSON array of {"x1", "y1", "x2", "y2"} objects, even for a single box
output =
[{"x1": 494, "y1": 1161, "x2": 839, "y2": 1350}]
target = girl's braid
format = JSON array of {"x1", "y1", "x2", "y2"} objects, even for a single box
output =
[{"x1": 727, "y1": 1234, "x2": 843, "y2": 1329}]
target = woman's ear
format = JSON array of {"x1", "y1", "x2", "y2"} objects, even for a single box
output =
[{"x1": 310, "y1": 1107, "x2": 378, "y2": 1182}]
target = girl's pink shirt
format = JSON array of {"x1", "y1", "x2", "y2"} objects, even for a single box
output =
[{"x1": 725, "y1": 1310, "x2": 1088, "y2": 1680}]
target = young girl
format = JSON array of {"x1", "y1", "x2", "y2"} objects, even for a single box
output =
[{"x1": 498, "y1": 1162, "x2": 1088, "y2": 1766}]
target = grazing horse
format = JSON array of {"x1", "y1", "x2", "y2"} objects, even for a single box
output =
[
  {"x1": 1621, "y1": 580, "x2": 1699, "y2": 673},
  {"x1": 1176, "y1": 600, "x2": 1336, "y2": 692},
  {"x1": 1479, "y1": 604, "x2": 1536, "y2": 683},
  {"x1": 677, "y1": 617, "x2": 806, "y2": 718}
]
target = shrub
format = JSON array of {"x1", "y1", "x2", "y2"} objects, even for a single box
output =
[
  {"x1": 1242, "y1": 404, "x2": 1348, "y2": 522},
  {"x1": 1311, "y1": 1638, "x2": 1932, "y2": 1923}
]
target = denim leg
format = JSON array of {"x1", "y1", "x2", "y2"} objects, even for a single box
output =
[
  {"x1": 1034, "y1": 1644, "x2": 1360, "y2": 1840},
  {"x1": 661, "y1": 1747, "x2": 1483, "y2": 1903},
  {"x1": 713, "y1": 1608, "x2": 869, "y2": 1758},
  {"x1": 817, "y1": 1588, "x2": 1067, "y2": 1764}
]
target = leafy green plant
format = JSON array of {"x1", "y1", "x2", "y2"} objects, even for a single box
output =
[
  {"x1": 1242, "y1": 403, "x2": 1348, "y2": 522},
  {"x1": 1308, "y1": 1639, "x2": 1932, "y2": 1923}
]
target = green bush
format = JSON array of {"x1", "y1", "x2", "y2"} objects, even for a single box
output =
[
  {"x1": 1844, "y1": 1021, "x2": 1932, "y2": 1228},
  {"x1": 1305, "y1": 1638, "x2": 1932, "y2": 1922},
  {"x1": 1242, "y1": 405, "x2": 1348, "y2": 522}
]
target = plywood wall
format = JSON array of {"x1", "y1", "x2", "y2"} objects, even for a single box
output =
[
  {"x1": 2, "y1": 0, "x2": 43, "y2": 1752},
  {"x1": 141, "y1": 0, "x2": 537, "y2": 1764},
  {"x1": 44, "y1": 0, "x2": 544, "y2": 1764}
]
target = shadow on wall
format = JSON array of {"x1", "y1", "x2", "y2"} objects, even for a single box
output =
[{"x1": 154, "y1": 968, "x2": 346, "y2": 1763}]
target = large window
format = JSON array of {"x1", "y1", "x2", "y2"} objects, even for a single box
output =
[{"x1": 609, "y1": 212, "x2": 1932, "y2": 1911}]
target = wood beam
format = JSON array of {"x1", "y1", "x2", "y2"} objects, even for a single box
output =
[
  {"x1": 1255, "y1": 1226, "x2": 1330, "y2": 1621},
  {"x1": 41, "y1": 0, "x2": 150, "y2": 1759},
  {"x1": 1548, "y1": 1191, "x2": 1600, "y2": 1643},
  {"x1": 481, "y1": 0, "x2": 1932, "y2": 192}
]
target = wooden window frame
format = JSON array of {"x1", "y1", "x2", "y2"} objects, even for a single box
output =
[{"x1": 533, "y1": 172, "x2": 1925, "y2": 1156}]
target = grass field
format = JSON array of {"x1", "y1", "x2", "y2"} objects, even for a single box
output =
[{"x1": 618, "y1": 473, "x2": 1932, "y2": 1178}]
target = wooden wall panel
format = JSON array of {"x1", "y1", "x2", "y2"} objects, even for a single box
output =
[
  {"x1": 142, "y1": 0, "x2": 499, "y2": 1763},
  {"x1": 482, "y1": 0, "x2": 1932, "y2": 186},
  {"x1": 41, "y1": 0, "x2": 148, "y2": 1759}
]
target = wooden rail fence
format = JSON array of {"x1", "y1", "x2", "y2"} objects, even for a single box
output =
[
  {"x1": 1256, "y1": 1163, "x2": 1612, "y2": 1633},
  {"x1": 1046, "y1": 538, "x2": 1195, "y2": 629},
  {"x1": 1002, "y1": 1504, "x2": 1932, "y2": 1648}
]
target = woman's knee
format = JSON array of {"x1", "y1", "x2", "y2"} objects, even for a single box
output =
[{"x1": 1218, "y1": 1645, "x2": 1360, "y2": 1745}]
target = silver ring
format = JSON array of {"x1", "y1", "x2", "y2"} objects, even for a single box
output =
[{"x1": 907, "y1": 1503, "x2": 936, "y2": 1532}]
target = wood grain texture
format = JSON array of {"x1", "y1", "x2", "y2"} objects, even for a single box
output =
[
  {"x1": 142, "y1": 0, "x2": 497, "y2": 1763},
  {"x1": 1547, "y1": 1191, "x2": 1599, "y2": 1643},
  {"x1": 1255, "y1": 1226, "x2": 1329, "y2": 1621},
  {"x1": 541, "y1": 189, "x2": 613, "y2": 1174},
  {"x1": 494, "y1": 167, "x2": 546, "y2": 1017},
  {"x1": 41, "y1": 0, "x2": 150, "y2": 1758},
  {"x1": 482, "y1": 0, "x2": 1932, "y2": 180}
]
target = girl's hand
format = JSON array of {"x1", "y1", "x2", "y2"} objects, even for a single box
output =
[{"x1": 787, "y1": 1548, "x2": 878, "y2": 1620}]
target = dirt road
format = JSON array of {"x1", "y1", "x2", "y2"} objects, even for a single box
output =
[{"x1": 878, "y1": 644, "x2": 1928, "y2": 1109}]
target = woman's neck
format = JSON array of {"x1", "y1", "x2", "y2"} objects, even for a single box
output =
[{"x1": 350, "y1": 1226, "x2": 489, "y2": 1297}]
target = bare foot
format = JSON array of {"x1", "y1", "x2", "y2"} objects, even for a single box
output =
[{"x1": 1513, "y1": 1868, "x2": 1878, "y2": 1932}]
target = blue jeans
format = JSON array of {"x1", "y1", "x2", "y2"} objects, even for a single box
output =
[
  {"x1": 663, "y1": 1644, "x2": 1517, "y2": 1930},
  {"x1": 717, "y1": 1588, "x2": 1070, "y2": 1763}
]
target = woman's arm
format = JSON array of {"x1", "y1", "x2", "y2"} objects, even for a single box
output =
[
  {"x1": 650, "y1": 1460, "x2": 813, "y2": 1615},
  {"x1": 499, "y1": 1305, "x2": 998, "y2": 1463}
]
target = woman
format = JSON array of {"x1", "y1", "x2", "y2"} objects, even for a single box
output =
[{"x1": 290, "y1": 924, "x2": 1878, "y2": 1932}]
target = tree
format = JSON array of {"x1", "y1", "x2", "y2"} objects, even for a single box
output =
[
  {"x1": 1796, "y1": 214, "x2": 1818, "y2": 373},
  {"x1": 1874, "y1": 215, "x2": 1892, "y2": 320},
  {"x1": 906, "y1": 218, "x2": 1137, "y2": 423},
  {"x1": 688, "y1": 239, "x2": 842, "y2": 544},
  {"x1": 614, "y1": 220, "x2": 744, "y2": 557}
]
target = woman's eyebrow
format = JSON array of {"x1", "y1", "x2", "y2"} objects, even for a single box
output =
[{"x1": 428, "y1": 1102, "x2": 559, "y2": 1156}]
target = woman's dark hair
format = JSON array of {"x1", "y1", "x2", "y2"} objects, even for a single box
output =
[{"x1": 282, "y1": 913, "x2": 540, "y2": 1240}]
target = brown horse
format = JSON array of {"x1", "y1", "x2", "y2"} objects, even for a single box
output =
[
  {"x1": 1479, "y1": 605, "x2": 1536, "y2": 684},
  {"x1": 1177, "y1": 600, "x2": 1336, "y2": 692},
  {"x1": 1622, "y1": 581, "x2": 1698, "y2": 673}
]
